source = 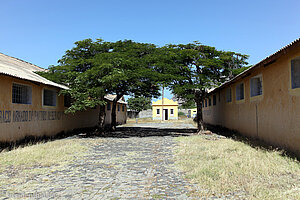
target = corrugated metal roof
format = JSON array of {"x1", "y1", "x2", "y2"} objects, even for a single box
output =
[
  {"x1": 208, "y1": 37, "x2": 300, "y2": 94},
  {"x1": 104, "y1": 94, "x2": 127, "y2": 104},
  {"x1": 0, "y1": 52, "x2": 68, "y2": 89}
]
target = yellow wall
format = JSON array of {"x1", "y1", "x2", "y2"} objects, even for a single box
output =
[
  {"x1": 203, "y1": 44, "x2": 300, "y2": 156},
  {"x1": 152, "y1": 98, "x2": 178, "y2": 120},
  {"x1": 0, "y1": 75, "x2": 126, "y2": 142}
]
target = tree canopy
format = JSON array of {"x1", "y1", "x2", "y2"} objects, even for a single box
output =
[
  {"x1": 127, "y1": 96, "x2": 152, "y2": 112},
  {"x1": 38, "y1": 38, "x2": 249, "y2": 133},
  {"x1": 165, "y1": 42, "x2": 249, "y2": 131}
]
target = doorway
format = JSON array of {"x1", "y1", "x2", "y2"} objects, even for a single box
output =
[{"x1": 163, "y1": 109, "x2": 168, "y2": 120}]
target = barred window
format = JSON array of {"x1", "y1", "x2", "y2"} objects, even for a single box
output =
[
  {"x1": 107, "y1": 103, "x2": 111, "y2": 110},
  {"x1": 205, "y1": 99, "x2": 207, "y2": 107},
  {"x1": 213, "y1": 94, "x2": 216, "y2": 106},
  {"x1": 122, "y1": 105, "x2": 125, "y2": 111},
  {"x1": 236, "y1": 83, "x2": 244, "y2": 101},
  {"x1": 170, "y1": 109, "x2": 174, "y2": 115},
  {"x1": 12, "y1": 83, "x2": 32, "y2": 104},
  {"x1": 43, "y1": 89, "x2": 56, "y2": 106},
  {"x1": 64, "y1": 94, "x2": 71, "y2": 107},
  {"x1": 226, "y1": 87, "x2": 232, "y2": 102},
  {"x1": 291, "y1": 58, "x2": 300, "y2": 89},
  {"x1": 156, "y1": 109, "x2": 160, "y2": 115},
  {"x1": 118, "y1": 105, "x2": 120, "y2": 111},
  {"x1": 209, "y1": 97, "x2": 211, "y2": 106},
  {"x1": 250, "y1": 75, "x2": 262, "y2": 97}
]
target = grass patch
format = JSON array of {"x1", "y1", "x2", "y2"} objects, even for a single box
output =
[
  {"x1": 0, "y1": 138, "x2": 88, "y2": 172},
  {"x1": 175, "y1": 135, "x2": 300, "y2": 199}
]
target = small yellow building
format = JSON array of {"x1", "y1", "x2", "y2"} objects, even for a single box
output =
[
  {"x1": 188, "y1": 108, "x2": 197, "y2": 118},
  {"x1": 152, "y1": 98, "x2": 178, "y2": 120}
]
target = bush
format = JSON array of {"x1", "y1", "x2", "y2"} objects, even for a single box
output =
[{"x1": 178, "y1": 111, "x2": 186, "y2": 116}]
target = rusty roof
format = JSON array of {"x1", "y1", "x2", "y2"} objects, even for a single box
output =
[
  {"x1": 0, "y1": 52, "x2": 68, "y2": 89},
  {"x1": 104, "y1": 94, "x2": 127, "y2": 104},
  {"x1": 209, "y1": 37, "x2": 300, "y2": 94}
]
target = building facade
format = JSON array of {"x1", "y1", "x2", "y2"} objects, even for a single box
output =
[
  {"x1": 0, "y1": 53, "x2": 126, "y2": 143},
  {"x1": 202, "y1": 38, "x2": 300, "y2": 155},
  {"x1": 152, "y1": 98, "x2": 178, "y2": 120}
]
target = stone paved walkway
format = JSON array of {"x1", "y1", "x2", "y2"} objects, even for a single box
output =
[{"x1": 1, "y1": 122, "x2": 200, "y2": 199}]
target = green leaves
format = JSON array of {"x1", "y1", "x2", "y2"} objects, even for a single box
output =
[{"x1": 127, "y1": 96, "x2": 152, "y2": 112}]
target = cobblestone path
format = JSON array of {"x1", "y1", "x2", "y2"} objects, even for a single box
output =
[{"x1": 1, "y1": 122, "x2": 200, "y2": 199}]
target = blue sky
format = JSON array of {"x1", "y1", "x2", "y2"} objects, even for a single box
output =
[{"x1": 1, "y1": 0, "x2": 300, "y2": 100}]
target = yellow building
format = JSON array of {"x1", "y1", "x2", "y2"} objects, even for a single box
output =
[
  {"x1": 152, "y1": 98, "x2": 178, "y2": 120},
  {"x1": 188, "y1": 108, "x2": 197, "y2": 118},
  {"x1": 203, "y1": 38, "x2": 300, "y2": 156},
  {"x1": 0, "y1": 52, "x2": 127, "y2": 143}
]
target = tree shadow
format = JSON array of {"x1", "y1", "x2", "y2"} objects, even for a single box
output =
[
  {"x1": 0, "y1": 125, "x2": 197, "y2": 152},
  {"x1": 102, "y1": 126, "x2": 198, "y2": 138}
]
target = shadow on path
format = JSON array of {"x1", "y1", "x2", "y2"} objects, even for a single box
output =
[{"x1": 105, "y1": 126, "x2": 198, "y2": 138}]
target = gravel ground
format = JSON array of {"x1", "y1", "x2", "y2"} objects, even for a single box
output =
[{"x1": 0, "y1": 122, "x2": 201, "y2": 200}]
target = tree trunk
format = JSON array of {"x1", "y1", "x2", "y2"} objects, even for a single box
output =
[
  {"x1": 111, "y1": 94, "x2": 123, "y2": 131},
  {"x1": 97, "y1": 104, "x2": 106, "y2": 134},
  {"x1": 195, "y1": 90, "x2": 205, "y2": 133},
  {"x1": 111, "y1": 99, "x2": 117, "y2": 131}
]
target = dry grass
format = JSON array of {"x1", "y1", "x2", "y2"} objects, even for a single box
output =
[
  {"x1": 0, "y1": 138, "x2": 88, "y2": 172},
  {"x1": 175, "y1": 135, "x2": 300, "y2": 199},
  {"x1": 0, "y1": 138, "x2": 102, "y2": 191}
]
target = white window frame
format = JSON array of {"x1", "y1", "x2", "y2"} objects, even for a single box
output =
[
  {"x1": 43, "y1": 88, "x2": 57, "y2": 107},
  {"x1": 236, "y1": 82, "x2": 244, "y2": 101},
  {"x1": 12, "y1": 83, "x2": 32, "y2": 105},
  {"x1": 250, "y1": 74, "x2": 263, "y2": 97}
]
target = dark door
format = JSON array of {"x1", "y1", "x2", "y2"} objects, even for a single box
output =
[{"x1": 164, "y1": 109, "x2": 168, "y2": 120}]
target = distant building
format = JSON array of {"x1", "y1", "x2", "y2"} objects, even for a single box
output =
[
  {"x1": 188, "y1": 108, "x2": 197, "y2": 118},
  {"x1": 152, "y1": 98, "x2": 178, "y2": 120}
]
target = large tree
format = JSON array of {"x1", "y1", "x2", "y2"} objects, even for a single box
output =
[
  {"x1": 38, "y1": 39, "x2": 161, "y2": 132},
  {"x1": 167, "y1": 42, "x2": 249, "y2": 132}
]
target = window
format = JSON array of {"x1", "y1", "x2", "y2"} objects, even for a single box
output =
[
  {"x1": 291, "y1": 57, "x2": 300, "y2": 89},
  {"x1": 213, "y1": 95, "x2": 216, "y2": 106},
  {"x1": 156, "y1": 109, "x2": 160, "y2": 116},
  {"x1": 12, "y1": 83, "x2": 32, "y2": 104},
  {"x1": 64, "y1": 94, "x2": 71, "y2": 107},
  {"x1": 205, "y1": 99, "x2": 207, "y2": 107},
  {"x1": 107, "y1": 103, "x2": 111, "y2": 110},
  {"x1": 118, "y1": 105, "x2": 120, "y2": 111},
  {"x1": 226, "y1": 87, "x2": 232, "y2": 102},
  {"x1": 170, "y1": 109, "x2": 174, "y2": 115},
  {"x1": 43, "y1": 89, "x2": 56, "y2": 106},
  {"x1": 122, "y1": 105, "x2": 125, "y2": 111},
  {"x1": 236, "y1": 83, "x2": 244, "y2": 101},
  {"x1": 208, "y1": 97, "x2": 211, "y2": 106},
  {"x1": 250, "y1": 75, "x2": 262, "y2": 97}
]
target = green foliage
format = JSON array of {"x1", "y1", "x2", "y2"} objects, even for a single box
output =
[
  {"x1": 127, "y1": 96, "x2": 152, "y2": 112},
  {"x1": 38, "y1": 39, "x2": 165, "y2": 114},
  {"x1": 178, "y1": 111, "x2": 186, "y2": 116},
  {"x1": 232, "y1": 66, "x2": 251, "y2": 76},
  {"x1": 164, "y1": 41, "x2": 249, "y2": 130}
]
